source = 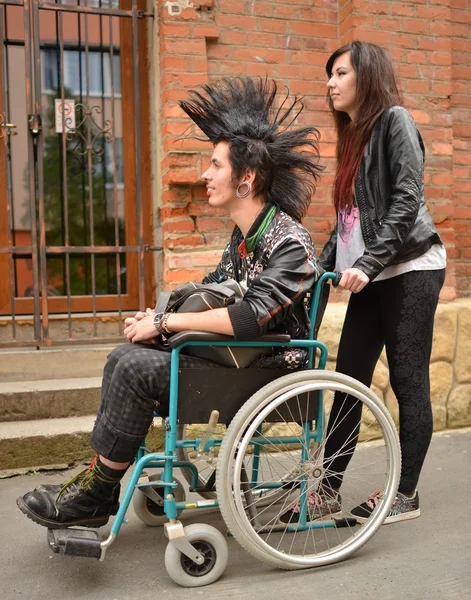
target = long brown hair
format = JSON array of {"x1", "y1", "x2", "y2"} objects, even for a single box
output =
[{"x1": 326, "y1": 41, "x2": 402, "y2": 214}]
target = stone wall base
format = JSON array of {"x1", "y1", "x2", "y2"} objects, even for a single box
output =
[{"x1": 318, "y1": 299, "x2": 471, "y2": 431}]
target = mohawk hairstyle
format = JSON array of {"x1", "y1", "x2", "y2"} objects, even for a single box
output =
[{"x1": 179, "y1": 77, "x2": 323, "y2": 222}]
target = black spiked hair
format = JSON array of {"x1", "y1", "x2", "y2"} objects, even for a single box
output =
[{"x1": 179, "y1": 77, "x2": 323, "y2": 222}]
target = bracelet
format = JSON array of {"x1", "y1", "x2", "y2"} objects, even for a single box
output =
[{"x1": 161, "y1": 312, "x2": 171, "y2": 335}]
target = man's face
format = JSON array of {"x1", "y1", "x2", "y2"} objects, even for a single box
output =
[{"x1": 202, "y1": 141, "x2": 237, "y2": 210}]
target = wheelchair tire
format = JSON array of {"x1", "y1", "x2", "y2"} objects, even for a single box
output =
[
  {"x1": 164, "y1": 523, "x2": 228, "y2": 587},
  {"x1": 133, "y1": 474, "x2": 185, "y2": 527},
  {"x1": 216, "y1": 370, "x2": 401, "y2": 570}
]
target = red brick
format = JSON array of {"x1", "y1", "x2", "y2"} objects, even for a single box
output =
[
  {"x1": 162, "y1": 38, "x2": 206, "y2": 55},
  {"x1": 192, "y1": 25, "x2": 220, "y2": 39},
  {"x1": 405, "y1": 50, "x2": 428, "y2": 64},
  {"x1": 246, "y1": 63, "x2": 275, "y2": 77},
  {"x1": 197, "y1": 217, "x2": 227, "y2": 232},
  {"x1": 391, "y1": 33, "x2": 418, "y2": 48},
  {"x1": 161, "y1": 56, "x2": 192, "y2": 72},
  {"x1": 430, "y1": 22, "x2": 453, "y2": 36},
  {"x1": 233, "y1": 47, "x2": 287, "y2": 63},
  {"x1": 409, "y1": 110, "x2": 431, "y2": 124},
  {"x1": 166, "y1": 269, "x2": 207, "y2": 285},
  {"x1": 164, "y1": 234, "x2": 205, "y2": 250},
  {"x1": 355, "y1": 1, "x2": 391, "y2": 15},
  {"x1": 352, "y1": 29, "x2": 392, "y2": 45},
  {"x1": 220, "y1": 1, "x2": 245, "y2": 13},
  {"x1": 256, "y1": 18, "x2": 287, "y2": 33},
  {"x1": 252, "y1": 2, "x2": 274, "y2": 17},
  {"x1": 405, "y1": 80, "x2": 430, "y2": 94},
  {"x1": 216, "y1": 14, "x2": 257, "y2": 31},
  {"x1": 219, "y1": 30, "x2": 247, "y2": 45},
  {"x1": 432, "y1": 173, "x2": 454, "y2": 185},
  {"x1": 403, "y1": 19, "x2": 430, "y2": 34},
  {"x1": 166, "y1": 254, "x2": 193, "y2": 269},
  {"x1": 430, "y1": 52, "x2": 452, "y2": 66},
  {"x1": 206, "y1": 45, "x2": 233, "y2": 60},
  {"x1": 451, "y1": 23, "x2": 470, "y2": 37},
  {"x1": 418, "y1": 37, "x2": 450, "y2": 51},
  {"x1": 247, "y1": 32, "x2": 278, "y2": 48},
  {"x1": 391, "y1": 3, "x2": 416, "y2": 16},
  {"x1": 417, "y1": 5, "x2": 450, "y2": 19},
  {"x1": 163, "y1": 218, "x2": 195, "y2": 234}
]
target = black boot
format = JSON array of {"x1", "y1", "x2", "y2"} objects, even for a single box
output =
[{"x1": 17, "y1": 458, "x2": 124, "y2": 529}]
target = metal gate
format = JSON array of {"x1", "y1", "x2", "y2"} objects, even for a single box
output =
[{"x1": 0, "y1": 0, "x2": 153, "y2": 347}]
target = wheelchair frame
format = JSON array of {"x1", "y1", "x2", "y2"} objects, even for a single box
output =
[{"x1": 47, "y1": 272, "x2": 401, "y2": 586}]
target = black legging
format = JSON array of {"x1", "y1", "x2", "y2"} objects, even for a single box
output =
[{"x1": 323, "y1": 268, "x2": 445, "y2": 496}]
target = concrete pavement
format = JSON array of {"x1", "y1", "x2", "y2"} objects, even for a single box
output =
[{"x1": 0, "y1": 428, "x2": 470, "y2": 600}]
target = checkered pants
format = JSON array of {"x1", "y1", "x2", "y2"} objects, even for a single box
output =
[{"x1": 90, "y1": 343, "x2": 222, "y2": 462}]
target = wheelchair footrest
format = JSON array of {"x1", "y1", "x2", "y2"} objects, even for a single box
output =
[{"x1": 47, "y1": 528, "x2": 102, "y2": 559}]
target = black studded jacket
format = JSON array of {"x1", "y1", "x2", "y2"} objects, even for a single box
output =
[
  {"x1": 319, "y1": 106, "x2": 442, "y2": 281},
  {"x1": 203, "y1": 203, "x2": 322, "y2": 341}
]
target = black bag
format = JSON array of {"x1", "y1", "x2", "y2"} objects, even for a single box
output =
[{"x1": 155, "y1": 280, "x2": 273, "y2": 368}]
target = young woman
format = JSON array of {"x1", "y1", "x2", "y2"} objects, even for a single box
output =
[
  {"x1": 17, "y1": 77, "x2": 323, "y2": 529},
  {"x1": 282, "y1": 41, "x2": 446, "y2": 525}
]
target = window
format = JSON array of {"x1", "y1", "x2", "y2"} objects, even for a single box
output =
[{"x1": 42, "y1": 48, "x2": 122, "y2": 97}]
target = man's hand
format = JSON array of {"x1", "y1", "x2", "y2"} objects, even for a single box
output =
[
  {"x1": 338, "y1": 268, "x2": 369, "y2": 293},
  {"x1": 124, "y1": 310, "x2": 148, "y2": 328},
  {"x1": 124, "y1": 308, "x2": 158, "y2": 344}
]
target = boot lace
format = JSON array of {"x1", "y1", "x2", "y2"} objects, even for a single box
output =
[{"x1": 53, "y1": 457, "x2": 119, "y2": 508}]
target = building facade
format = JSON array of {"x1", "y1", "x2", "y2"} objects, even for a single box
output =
[{"x1": 0, "y1": 0, "x2": 469, "y2": 346}]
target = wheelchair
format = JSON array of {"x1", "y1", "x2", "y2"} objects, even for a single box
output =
[{"x1": 47, "y1": 272, "x2": 401, "y2": 587}]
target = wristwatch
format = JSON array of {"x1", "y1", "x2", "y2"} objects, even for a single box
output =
[{"x1": 153, "y1": 312, "x2": 170, "y2": 336}]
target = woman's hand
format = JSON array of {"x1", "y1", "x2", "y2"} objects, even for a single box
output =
[
  {"x1": 124, "y1": 308, "x2": 158, "y2": 344},
  {"x1": 338, "y1": 268, "x2": 369, "y2": 293}
]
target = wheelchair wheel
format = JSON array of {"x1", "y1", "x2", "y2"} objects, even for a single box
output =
[
  {"x1": 133, "y1": 474, "x2": 185, "y2": 526},
  {"x1": 216, "y1": 370, "x2": 401, "y2": 570},
  {"x1": 164, "y1": 523, "x2": 228, "y2": 587}
]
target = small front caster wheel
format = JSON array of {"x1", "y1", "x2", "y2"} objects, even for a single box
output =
[
  {"x1": 133, "y1": 474, "x2": 185, "y2": 526},
  {"x1": 164, "y1": 523, "x2": 229, "y2": 587}
]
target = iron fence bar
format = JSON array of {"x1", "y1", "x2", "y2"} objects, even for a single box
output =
[
  {"x1": 39, "y1": 3, "x2": 133, "y2": 18},
  {"x1": 57, "y1": 9, "x2": 73, "y2": 338},
  {"x1": 0, "y1": 245, "x2": 141, "y2": 253},
  {"x1": 132, "y1": 0, "x2": 144, "y2": 309},
  {"x1": 0, "y1": 0, "x2": 23, "y2": 6},
  {"x1": 31, "y1": 0, "x2": 50, "y2": 344},
  {"x1": 24, "y1": 0, "x2": 42, "y2": 344},
  {"x1": 0, "y1": 246, "x2": 33, "y2": 254},
  {"x1": 108, "y1": 1, "x2": 123, "y2": 332},
  {"x1": 0, "y1": 6, "x2": 17, "y2": 338},
  {"x1": 84, "y1": 0, "x2": 98, "y2": 337}
]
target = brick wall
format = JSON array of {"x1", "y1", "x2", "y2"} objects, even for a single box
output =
[
  {"x1": 451, "y1": 0, "x2": 471, "y2": 296},
  {"x1": 158, "y1": 0, "x2": 470, "y2": 299}
]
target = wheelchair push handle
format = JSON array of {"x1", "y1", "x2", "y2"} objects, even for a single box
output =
[{"x1": 332, "y1": 271, "x2": 343, "y2": 287}]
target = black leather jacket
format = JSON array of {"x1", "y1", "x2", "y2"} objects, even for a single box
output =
[
  {"x1": 319, "y1": 106, "x2": 442, "y2": 280},
  {"x1": 203, "y1": 203, "x2": 321, "y2": 340}
]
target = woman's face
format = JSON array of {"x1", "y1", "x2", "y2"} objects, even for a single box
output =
[
  {"x1": 327, "y1": 51, "x2": 358, "y2": 120},
  {"x1": 202, "y1": 141, "x2": 237, "y2": 210}
]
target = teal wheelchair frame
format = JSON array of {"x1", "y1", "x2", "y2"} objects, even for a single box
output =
[{"x1": 48, "y1": 272, "x2": 401, "y2": 587}]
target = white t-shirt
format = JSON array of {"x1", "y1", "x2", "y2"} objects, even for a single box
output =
[{"x1": 334, "y1": 205, "x2": 446, "y2": 282}]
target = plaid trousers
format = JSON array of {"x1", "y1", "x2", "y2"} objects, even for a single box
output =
[{"x1": 90, "y1": 343, "x2": 222, "y2": 462}]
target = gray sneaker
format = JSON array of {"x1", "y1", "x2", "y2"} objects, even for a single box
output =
[
  {"x1": 351, "y1": 489, "x2": 420, "y2": 524},
  {"x1": 279, "y1": 489, "x2": 341, "y2": 524}
]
